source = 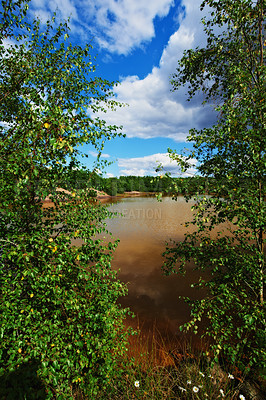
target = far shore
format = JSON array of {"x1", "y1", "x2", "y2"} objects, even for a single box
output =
[{"x1": 42, "y1": 188, "x2": 156, "y2": 205}]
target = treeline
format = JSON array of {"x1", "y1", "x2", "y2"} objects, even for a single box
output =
[
  {"x1": 59, "y1": 169, "x2": 210, "y2": 196},
  {"x1": 98, "y1": 175, "x2": 209, "y2": 196},
  {"x1": 47, "y1": 167, "x2": 258, "y2": 197}
]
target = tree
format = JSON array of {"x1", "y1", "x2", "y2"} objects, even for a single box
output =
[
  {"x1": 164, "y1": 0, "x2": 265, "y2": 376},
  {"x1": 0, "y1": 1, "x2": 129, "y2": 398}
]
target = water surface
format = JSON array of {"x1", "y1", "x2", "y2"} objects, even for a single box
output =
[{"x1": 104, "y1": 196, "x2": 203, "y2": 337}]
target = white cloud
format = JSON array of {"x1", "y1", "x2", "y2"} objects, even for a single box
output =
[
  {"x1": 90, "y1": 0, "x2": 175, "y2": 55},
  {"x1": 105, "y1": 172, "x2": 114, "y2": 178},
  {"x1": 95, "y1": 0, "x2": 216, "y2": 142},
  {"x1": 118, "y1": 153, "x2": 197, "y2": 177},
  {"x1": 31, "y1": 0, "x2": 77, "y2": 21},
  {"x1": 88, "y1": 150, "x2": 98, "y2": 158},
  {"x1": 30, "y1": 0, "x2": 175, "y2": 55},
  {"x1": 28, "y1": 0, "x2": 217, "y2": 144},
  {"x1": 89, "y1": 150, "x2": 110, "y2": 158}
]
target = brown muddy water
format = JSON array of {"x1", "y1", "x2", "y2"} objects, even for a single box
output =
[{"x1": 103, "y1": 195, "x2": 206, "y2": 341}]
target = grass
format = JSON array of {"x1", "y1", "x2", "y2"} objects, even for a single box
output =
[{"x1": 94, "y1": 325, "x2": 249, "y2": 400}]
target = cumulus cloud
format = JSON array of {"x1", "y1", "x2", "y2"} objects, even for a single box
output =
[
  {"x1": 29, "y1": 0, "x2": 217, "y2": 144},
  {"x1": 89, "y1": 150, "x2": 110, "y2": 158},
  {"x1": 30, "y1": 0, "x2": 175, "y2": 54},
  {"x1": 31, "y1": 0, "x2": 78, "y2": 22},
  {"x1": 89, "y1": 0, "x2": 175, "y2": 55},
  {"x1": 95, "y1": 0, "x2": 217, "y2": 142},
  {"x1": 118, "y1": 153, "x2": 197, "y2": 177},
  {"x1": 105, "y1": 172, "x2": 115, "y2": 178}
]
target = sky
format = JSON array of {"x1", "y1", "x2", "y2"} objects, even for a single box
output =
[{"x1": 28, "y1": 0, "x2": 217, "y2": 177}]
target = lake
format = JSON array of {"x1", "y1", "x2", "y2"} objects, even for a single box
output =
[{"x1": 103, "y1": 195, "x2": 204, "y2": 340}]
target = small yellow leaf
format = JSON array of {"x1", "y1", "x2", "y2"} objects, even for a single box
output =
[
  {"x1": 44, "y1": 122, "x2": 50, "y2": 129},
  {"x1": 18, "y1": 348, "x2": 22, "y2": 353}
]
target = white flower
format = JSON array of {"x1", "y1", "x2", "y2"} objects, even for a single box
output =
[
  {"x1": 193, "y1": 386, "x2": 199, "y2": 393},
  {"x1": 178, "y1": 386, "x2": 187, "y2": 392},
  {"x1": 220, "y1": 389, "x2": 225, "y2": 397},
  {"x1": 134, "y1": 381, "x2": 139, "y2": 388},
  {"x1": 228, "y1": 373, "x2": 234, "y2": 379},
  {"x1": 239, "y1": 395, "x2": 246, "y2": 400},
  {"x1": 187, "y1": 380, "x2": 192, "y2": 385},
  {"x1": 199, "y1": 371, "x2": 205, "y2": 377}
]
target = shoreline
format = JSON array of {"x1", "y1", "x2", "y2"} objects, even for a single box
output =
[{"x1": 42, "y1": 188, "x2": 156, "y2": 205}]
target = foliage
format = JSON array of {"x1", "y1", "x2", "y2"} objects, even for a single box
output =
[
  {"x1": 164, "y1": 0, "x2": 265, "y2": 377},
  {"x1": 90, "y1": 173, "x2": 203, "y2": 196},
  {"x1": 58, "y1": 168, "x2": 211, "y2": 197},
  {"x1": 0, "y1": 1, "x2": 129, "y2": 398},
  {"x1": 97, "y1": 332, "x2": 247, "y2": 400}
]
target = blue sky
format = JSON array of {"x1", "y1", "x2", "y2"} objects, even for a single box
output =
[{"x1": 28, "y1": 0, "x2": 216, "y2": 177}]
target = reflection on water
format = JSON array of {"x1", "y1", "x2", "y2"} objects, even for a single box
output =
[
  {"x1": 103, "y1": 196, "x2": 204, "y2": 337},
  {"x1": 105, "y1": 196, "x2": 196, "y2": 242}
]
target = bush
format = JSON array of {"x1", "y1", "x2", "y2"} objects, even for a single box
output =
[{"x1": 0, "y1": 1, "x2": 129, "y2": 397}]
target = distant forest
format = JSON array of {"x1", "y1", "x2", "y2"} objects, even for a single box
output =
[{"x1": 59, "y1": 169, "x2": 209, "y2": 196}]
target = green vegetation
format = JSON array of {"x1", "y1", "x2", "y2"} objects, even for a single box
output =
[
  {"x1": 61, "y1": 169, "x2": 209, "y2": 197},
  {"x1": 1, "y1": 0, "x2": 265, "y2": 399},
  {"x1": 99, "y1": 175, "x2": 209, "y2": 196},
  {"x1": 97, "y1": 331, "x2": 253, "y2": 400},
  {"x1": 0, "y1": 1, "x2": 129, "y2": 398},
  {"x1": 164, "y1": 0, "x2": 265, "y2": 380}
]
